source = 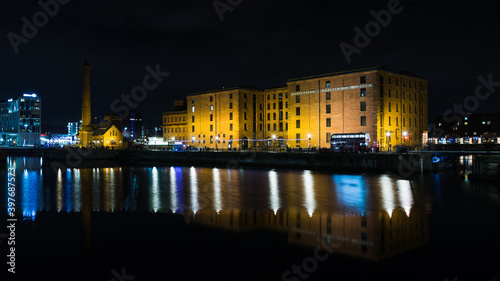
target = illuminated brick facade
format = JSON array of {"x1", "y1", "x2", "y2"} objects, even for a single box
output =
[{"x1": 163, "y1": 67, "x2": 428, "y2": 150}]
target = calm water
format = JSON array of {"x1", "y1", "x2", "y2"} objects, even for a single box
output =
[{"x1": 1, "y1": 156, "x2": 500, "y2": 281}]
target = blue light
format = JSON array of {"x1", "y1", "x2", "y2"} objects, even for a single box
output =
[{"x1": 333, "y1": 175, "x2": 367, "y2": 212}]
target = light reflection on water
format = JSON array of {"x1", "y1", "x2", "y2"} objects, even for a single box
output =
[
  {"x1": 2, "y1": 156, "x2": 436, "y2": 260},
  {"x1": 2, "y1": 157, "x2": 426, "y2": 221}
]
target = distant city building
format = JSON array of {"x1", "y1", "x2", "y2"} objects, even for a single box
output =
[
  {"x1": 122, "y1": 110, "x2": 144, "y2": 142},
  {"x1": 0, "y1": 93, "x2": 41, "y2": 146},
  {"x1": 430, "y1": 113, "x2": 500, "y2": 144},
  {"x1": 163, "y1": 67, "x2": 429, "y2": 150},
  {"x1": 67, "y1": 121, "x2": 81, "y2": 137}
]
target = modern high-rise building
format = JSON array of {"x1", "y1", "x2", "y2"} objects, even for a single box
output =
[
  {"x1": 162, "y1": 67, "x2": 428, "y2": 150},
  {"x1": 0, "y1": 93, "x2": 41, "y2": 146},
  {"x1": 67, "y1": 121, "x2": 81, "y2": 137}
]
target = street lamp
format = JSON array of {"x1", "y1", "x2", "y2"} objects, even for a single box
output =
[
  {"x1": 192, "y1": 136, "x2": 195, "y2": 145},
  {"x1": 403, "y1": 131, "x2": 408, "y2": 146},
  {"x1": 386, "y1": 131, "x2": 392, "y2": 152},
  {"x1": 307, "y1": 134, "x2": 312, "y2": 151},
  {"x1": 215, "y1": 136, "x2": 219, "y2": 151},
  {"x1": 272, "y1": 134, "x2": 276, "y2": 152}
]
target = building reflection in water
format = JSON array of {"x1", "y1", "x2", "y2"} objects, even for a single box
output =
[{"x1": 5, "y1": 156, "x2": 430, "y2": 260}]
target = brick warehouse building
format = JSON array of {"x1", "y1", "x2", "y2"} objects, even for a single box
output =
[{"x1": 163, "y1": 67, "x2": 428, "y2": 151}]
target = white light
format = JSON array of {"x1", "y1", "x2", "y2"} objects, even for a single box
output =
[
  {"x1": 272, "y1": 135, "x2": 276, "y2": 140},
  {"x1": 307, "y1": 134, "x2": 312, "y2": 139},
  {"x1": 386, "y1": 131, "x2": 391, "y2": 137}
]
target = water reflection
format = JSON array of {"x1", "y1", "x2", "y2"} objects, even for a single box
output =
[{"x1": 3, "y1": 156, "x2": 433, "y2": 260}]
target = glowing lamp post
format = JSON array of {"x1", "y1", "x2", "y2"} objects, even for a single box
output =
[
  {"x1": 272, "y1": 135, "x2": 276, "y2": 152},
  {"x1": 192, "y1": 136, "x2": 195, "y2": 145},
  {"x1": 215, "y1": 136, "x2": 219, "y2": 151},
  {"x1": 307, "y1": 134, "x2": 312, "y2": 151},
  {"x1": 386, "y1": 131, "x2": 392, "y2": 152}
]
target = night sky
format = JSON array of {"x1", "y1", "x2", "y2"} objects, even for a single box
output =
[{"x1": 1, "y1": 0, "x2": 499, "y2": 128}]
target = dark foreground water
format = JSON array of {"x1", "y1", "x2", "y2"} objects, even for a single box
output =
[{"x1": 1, "y1": 156, "x2": 500, "y2": 281}]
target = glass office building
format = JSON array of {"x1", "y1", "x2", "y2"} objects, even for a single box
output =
[{"x1": 0, "y1": 93, "x2": 41, "y2": 146}]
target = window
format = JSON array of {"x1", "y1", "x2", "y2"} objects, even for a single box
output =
[
  {"x1": 273, "y1": 123, "x2": 276, "y2": 131},
  {"x1": 230, "y1": 124, "x2": 233, "y2": 131},
  {"x1": 192, "y1": 126, "x2": 195, "y2": 132},
  {"x1": 192, "y1": 116, "x2": 195, "y2": 122},
  {"x1": 286, "y1": 123, "x2": 288, "y2": 130},
  {"x1": 244, "y1": 94, "x2": 247, "y2": 99},
  {"x1": 192, "y1": 106, "x2": 195, "y2": 113},
  {"x1": 396, "y1": 90, "x2": 399, "y2": 98},
  {"x1": 210, "y1": 105, "x2": 213, "y2": 111},
  {"x1": 244, "y1": 123, "x2": 247, "y2": 130},
  {"x1": 296, "y1": 95, "x2": 300, "y2": 103},
  {"x1": 210, "y1": 136, "x2": 213, "y2": 143},
  {"x1": 210, "y1": 96, "x2": 213, "y2": 102},
  {"x1": 279, "y1": 101, "x2": 283, "y2": 110},
  {"x1": 326, "y1": 92, "x2": 331, "y2": 100},
  {"x1": 296, "y1": 120, "x2": 300, "y2": 128},
  {"x1": 296, "y1": 133, "x2": 300, "y2": 143},
  {"x1": 388, "y1": 89, "x2": 391, "y2": 97},
  {"x1": 360, "y1": 88, "x2": 366, "y2": 97},
  {"x1": 210, "y1": 125, "x2": 213, "y2": 131},
  {"x1": 229, "y1": 93, "x2": 232, "y2": 99},
  {"x1": 402, "y1": 92, "x2": 405, "y2": 99},
  {"x1": 192, "y1": 98, "x2": 195, "y2": 104},
  {"x1": 244, "y1": 112, "x2": 247, "y2": 120},
  {"x1": 267, "y1": 113, "x2": 270, "y2": 121},
  {"x1": 326, "y1": 118, "x2": 331, "y2": 127},
  {"x1": 360, "y1": 76, "x2": 366, "y2": 84},
  {"x1": 396, "y1": 117, "x2": 399, "y2": 126},
  {"x1": 260, "y1": 113, "x2": 263, "y2": 121},
  {"x1": 403, "y1": 118, "x2": 406, "y2": 127},
  {"x1": 273, "y1": 94, "x2": 276, "y2": 99},
  {"x1": 229, "y1": 113, "x2": 233, "y2": 120},
  {"x1": 210, "y1": 114, "x2": 213, "y2": 121},
  {"x1": 326, "y1": 81, "x2": 331, "y2": 88},
  {"x1": 389, "y1": 102, "x2": 391, "y2": 112},
  {"x1": 360, "y1": 101, "x2": 366, "y2": 111},
  {"x1": 229, "y1": 102, "x2": 233, "y2": 109},
  {"x1": 357, "y1": 116, "x2": 366, "y2": 128},
  {"x1": 286, "y1": 102, "x2": 288, "y2": 108},
  {"x1": 409, "y1": 118, "x2": 411, "y2": 127},
  {"x1": 403, "y1": 104, "x2": 405, "y2": 113},
  {"x1": 273, "y1": 113, "x2": 276, "y2": 120},
  {"x1": 244, "y1": 103, "x2": 247, "y2": 109},
  {"x1": 409, "y1": 105, "x2": 411, "y2": 113},
  {"x1": 286, "y1": 112, "x2": 288, "y2": 119},
  {"x1": 396, "y1": 103, "x2": 399, "y2": 112},
  {"x1": 388, "y1": 116, "x2": 391, "y2": 126},
  {"x1": 279, "y1": 111, "x2": 283, "y2": 120},
  {"x1": 273, "y1": 103, "x2": 276, "y2": 110},
  {"x1": 267, "y1": 124, "x2": 270, "y2": 131},
  {"x1": 267, "y1": 103, "x2": 270, "y2": 110},
  {"x1": 380, "y1": 75, "x2": 384, "y2": 84},
  {"x1": 326, "y1": 104, "x2": 331, "y2": 113},
  {"x1": 296, "y1": 85, "x2": 300, "y2": 91},
  {"x1": 296, "y1": 107, "x2": 300, "y2": 115},
  {"x1": 326, "y1": 132, "x2": 331, "y2": 143}
]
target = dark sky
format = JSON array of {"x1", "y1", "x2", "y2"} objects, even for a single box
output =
[{"x1": 1, "y1": 0, "x2": 499, "y2": 128}]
